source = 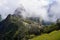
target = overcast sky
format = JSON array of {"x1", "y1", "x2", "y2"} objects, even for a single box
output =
[{"x1": 0, "y1": 0, "x2": 60, "y2": 22}]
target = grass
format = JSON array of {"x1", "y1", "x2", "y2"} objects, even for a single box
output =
[{"x1": 31, "y1": 30, "x2": 60, "y2": 40}]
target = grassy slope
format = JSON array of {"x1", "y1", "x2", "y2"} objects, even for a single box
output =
[{"x1": 31, "y1": 30, "x2": 60, "y2": 40}]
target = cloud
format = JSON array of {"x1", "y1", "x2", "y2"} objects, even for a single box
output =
[
  {"x1": 0, "y1": 0, "x2": 60, "y2": 22},
  {"x1": 0, "y1": 0, "x2": 50, "y2": 20},
  {"x1": 48, "y1": 0, "x2": 60, "y2": 22},
  {"x1": 0, "y1": 0, "x2": 20, "y2": 18},
  {"x1": 16, "y1": 0, "x2": 51, "y2": 21}
]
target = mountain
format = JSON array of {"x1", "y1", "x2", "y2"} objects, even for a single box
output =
[
  {"x1": 0, "y1": 15, "x2": 2, "y2": 21},
  {"x1": 0, "y1": 6, "x2": 55, "y2": 40},
  {"x1": 14, "y1": 5, "x2": 26, "y2": 18},
  {"x1": 0, "y1": 14, "x2": 42, "y2": 40}
]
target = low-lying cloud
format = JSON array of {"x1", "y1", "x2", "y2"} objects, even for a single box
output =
[{"x1": 0, "y1": 0, "x2": 60, "y2": 22}]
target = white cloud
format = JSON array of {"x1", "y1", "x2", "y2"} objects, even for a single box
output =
[
  {"x1": 17, "y1": 0, "x2": 51, "y2": 21},
  {"x1": 0, "y1": 0, "x2": 50, "y2": 20},
  {"x1": 0, "y1": 0, "x2": 60, "y2": 22},
  {"x1": 48, "y1": 0, "x2": 60, "y2": 22}
]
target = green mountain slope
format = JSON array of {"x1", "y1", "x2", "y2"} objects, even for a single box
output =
[
  {"x1": 0, "y1": 14, "x2": 42, "y2": 40},
  {"x1": 31, "y1": 30, "x2": 60, "y2": 40}
]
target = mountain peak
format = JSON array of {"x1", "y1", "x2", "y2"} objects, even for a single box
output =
[{"x1": 14, "y1": 5, "x2": 26, "y2": 18}]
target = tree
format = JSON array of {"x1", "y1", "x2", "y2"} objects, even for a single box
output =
[{"x1": 56, "y1": 19, "x2": 60, "y2": 29}]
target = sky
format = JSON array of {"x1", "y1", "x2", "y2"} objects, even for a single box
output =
[{"x1": 0, "y1": 0, "x2": 60, "y2": 22}]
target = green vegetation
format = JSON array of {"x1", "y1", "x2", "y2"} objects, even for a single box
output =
[
  {"x1": 0, "y1": 14, "x2": 60, "y2": 40},
  {"x1": 0, "y1": 14, "x2": 42, "y2": 40},
  {"x1": 31, "y1": 30, "x2": 60, "y2": 40}
]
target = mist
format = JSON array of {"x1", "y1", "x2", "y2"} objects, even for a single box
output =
[{"x1": 0, "y1": 0, "x2": 60, "y2": 22}]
